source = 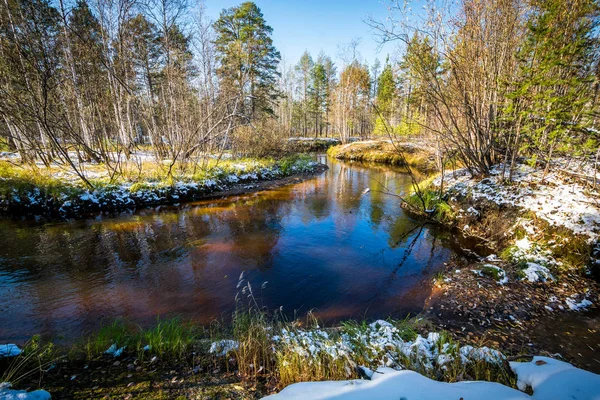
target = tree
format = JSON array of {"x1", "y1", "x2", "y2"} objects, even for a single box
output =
[
  {"x1": 214, "y1": 1, "x2": 281, "y2": 119},
  {"x1": 295, "y1": 50, "x2": 313, "y2": 136},
  {"x1": 321, "y1": 54, "x2": 337, "y2": 136},
  {"x1": 309, "y1": 61, "x2": 327, "y2": 136},
  {"x1": 335, "y1": 61, "x2": 371, "y2": 142},
  {"x1": 506, "y1": 0, "x2": 599, "y2": 178}
]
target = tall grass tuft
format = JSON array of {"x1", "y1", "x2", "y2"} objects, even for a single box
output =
[
  {"x1": 232, "y1": 275, "x2": 276, "y2": 378},
  {"x1": 83, "y1": 319, "x2": 131, "y2": 360},
  {"x1": 1, "y1": 335, "x2": 57, "y2": 386},
  {"x1": 136, "y1": 318, "x2": 198, "y2": 360}
]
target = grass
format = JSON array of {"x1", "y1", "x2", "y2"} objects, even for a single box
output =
[
  {"x1": 1, "y1": 335, "x2": 56, "y2": 386},
  {"x1": 481, "y1": 265, "x2": 504, "y2": 280},
  {"x1": 0, "y1": 138, "x2": 10, "y2": 152},
  {"x1": 81, "y1": 318, "x2": 199, "y2": 362},
  {"x1": 406, "y1": 188, "x2": 455, "y2": 223},
  {"x1": 0, "y1": 161, "x2": 84, "y2": 199},
  {"x1": 2, "y1": 313, "x2": 521, "y2": 395},
  {"x1": 327, "y1": 141, "x2": 434, "y2": 171}
]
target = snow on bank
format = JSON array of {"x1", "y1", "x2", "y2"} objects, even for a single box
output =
[
  {"x1": 274, "y1": 320, "x2": 505, "y2": 370},
  {"x1": 263, "y1": 367, "x2": 529, "y2": 400},
  {"x1": 436, "y1": 163, "x2": 600, "y2": 241},
  {"x1": 209, "y1": 340, "x2": 239, "y2": 356},
  {"x1": 0, "y1": 383, "x2": 50, "y2": 400},
  {"x1": 264, "y1": 357, "x2": 600, "y2": 400},
  {"x1": 510, "y1": 356, "x2": 600, "y2": 399},
  {"x1": 565, "y1": 296, "x2": 594, "y2": 311},
  {"x1": 0, "y1": 157, "x2": 322, "y2": 217}
]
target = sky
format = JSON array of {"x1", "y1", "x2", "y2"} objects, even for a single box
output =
[{"x1": 204, "y1": 0, "x2": 399, "y2": 67}]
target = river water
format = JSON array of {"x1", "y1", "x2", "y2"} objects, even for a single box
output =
[{"x1": 0, "y1": 156, "x2": 467, "y2": 342}]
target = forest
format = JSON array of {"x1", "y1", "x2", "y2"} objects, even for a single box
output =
[{"x1": 1, "y1": 0, "x2": 598, "y2": 182}]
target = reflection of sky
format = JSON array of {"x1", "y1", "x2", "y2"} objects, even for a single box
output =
[{"x1": 0, "y1": 158, "x2": 460, "y2": 341}]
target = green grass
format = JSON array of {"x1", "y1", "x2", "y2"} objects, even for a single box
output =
[
  {"x1": 83, "y1": 319, "x2": 132, "y2": 360},
  {"x1": 1, "y1": 335, "x2": 56, "y2": 386},
  {"x1": 0, "y1": 138, "x2": 10, "y2": 152},
  {"x1": 81, "y1": 318, "x2": 198, "y2": 361},
  {"x1": 481, "y1": 265, "x2": 504, "y2": 280},
  {"x1": 0, "y1": 161, "x2": 84, "y2": 199},
  {"x1": 136, "y1": 318, "x2": 198, "y2": 360}
]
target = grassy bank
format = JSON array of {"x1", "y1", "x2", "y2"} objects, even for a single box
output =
[
  {"x1": 0, "y1": 155, "x2": 325, "y2": 219},
  {"x1": 327, "y1": 140, "x2": 436, "y2": 172},
  {"x1": 1, "y1": 307, "x2": 522, "y2": 399}
]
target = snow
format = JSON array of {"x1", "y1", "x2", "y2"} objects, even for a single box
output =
[
  {"x1": 510, "y1": 356, "x2": 600, "y2": 399},
  {"x1": 565, "y1": 296, "x2": 593, "y2": 311},
  {"x1": 507, "y1": 237, "x2": 556, "y2": 282},
  {"x1": 436, "y1": 163, "x2": 600, "y2": 240},
  {"x1": 263, "y1": 367, "x2": 530, "y2": 400},
  {"x1": 0, "y1": 344, "x2": 21, "y2": 357},
  {"x1": 104, "y1": 344, "x2": 125, "y2": 357},
  {"x1": 277, "y1": 320, "x2": 505, "y2": 372},
  {"x1": 523, "y1": 262, "x2": 554, "y2": 283},
  {"x1": 264, "y1": 357, "x2": 600, "y2": 400},
  {"x1": 0, "y1": 383, "x2": 51, "y2": 400},
  {"x1": 209, "y1": 340, "x2": 239, "y2": 356}
]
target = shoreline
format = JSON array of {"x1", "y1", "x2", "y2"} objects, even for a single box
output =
[
  {"x1": 0, "y1": 157, "x2": 328, "y2": 220},
  {"x1": 328, "y1": 141, "x2": 600, "y2": 371}
]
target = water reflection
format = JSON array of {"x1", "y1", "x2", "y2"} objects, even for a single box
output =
[{"x1": 0, "y1": 157, "x2": 462, "y2": 341}]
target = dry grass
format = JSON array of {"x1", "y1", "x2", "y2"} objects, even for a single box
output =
[{"x1": 327, "y1": 141, "x2": 435, "y2": 171}]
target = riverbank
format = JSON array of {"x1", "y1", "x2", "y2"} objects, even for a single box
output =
[
  {"x1": 329, "y1": 141, "x2": 600, "y2": 373},
  {"x1": 327, "y1": 140, "x2": 437, "y2": 172},
  {"x1": 2, "y1": 311, "x2": 598, "y2": 399},
  {"x1": 420, "y1": 161, "x2": 600, "y2": 374},
  {"x1": 0, "y1": 155, "x2": 327, "y2": 219}
]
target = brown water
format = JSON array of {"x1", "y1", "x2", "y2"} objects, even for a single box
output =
[{"x1": 0, "y1": 156, "x2": 468, "y2": 342}]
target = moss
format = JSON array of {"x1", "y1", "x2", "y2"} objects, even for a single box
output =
[{"x1": 481, "y1": 265, "x2": 503, "y2": 280}]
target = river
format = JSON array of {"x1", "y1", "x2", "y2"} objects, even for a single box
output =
[{"x1": 0, "y1": 155, "x2": 468, "y2": 342}]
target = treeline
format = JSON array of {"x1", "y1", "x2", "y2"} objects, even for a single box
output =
[
  {"x1": 0, "y1": 0, "x2": 286, "y2": 184},
  {"x1": 1, "y1": 0, "x2": 599, "y2": 183},
  {"x1": 368, "y1": 0, "x2": 600, "y2": 177}
]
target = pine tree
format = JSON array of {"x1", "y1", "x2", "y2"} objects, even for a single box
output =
[
  {"x1": 295, "y1": 51, "x2": 313, "y2": 135},
  {"x1": 214, "y1": 1, "x2": 281, "y2": 118},
  {"x1": 510, "y1": 0, "x2": 599, "y2": 173},
  {"x1": 309, "y1": 61, "x2": 327, "y2": 136}
]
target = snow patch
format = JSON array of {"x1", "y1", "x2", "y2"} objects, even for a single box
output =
[
  {"x1": 209, "y1": 340, "x2": 239, "y2": 356},
  {"x1": 565, "y1": 296, "x2": 593, "y2": 311},
  {"x1": 0, "y1": 344, "x2": 21, "y2": 358},
  {"x1": 510, "y1": 356, "x2": 600, "y2": 399},
  {"x1": 0, "y1": 383, "x2": 51, "y2": 400},
  {"x1": 263, "y1": 367, "x2": 530, "y2": 400}
]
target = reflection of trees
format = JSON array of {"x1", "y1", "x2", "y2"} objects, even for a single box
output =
[{"x1": 0, "y1": 158, "x2": 464, "y2": 339}]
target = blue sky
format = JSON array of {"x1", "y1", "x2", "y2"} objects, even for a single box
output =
[{"x1": 204, "y1": 0, "x2": 397, "y2": 67}]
